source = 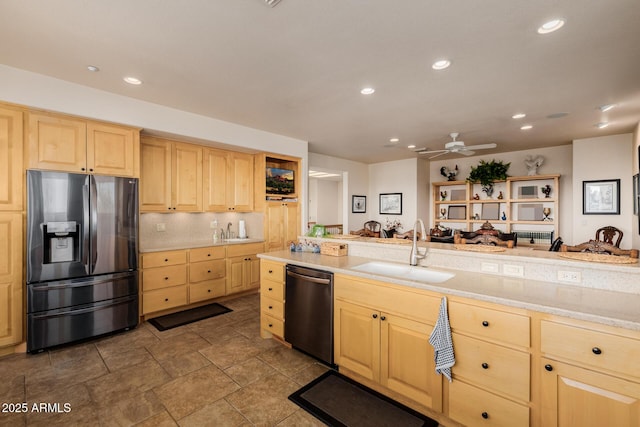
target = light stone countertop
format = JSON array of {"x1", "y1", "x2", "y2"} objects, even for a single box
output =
[
  {"x1": 258, "y1": 249, "x2": 640, "y2": 332},
  {"x1": 140, "y1": 238, "x2": 265, "y2": 253}
]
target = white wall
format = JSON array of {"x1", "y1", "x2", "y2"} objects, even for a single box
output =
[{"x1": 573, "y1": 133, "x2": 634, "y2": 248}]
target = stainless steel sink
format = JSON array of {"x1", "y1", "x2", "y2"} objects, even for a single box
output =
[{"x1": 352, "y1": 261, "x2": 454, "y2": 284}]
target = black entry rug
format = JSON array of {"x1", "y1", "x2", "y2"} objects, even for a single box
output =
[
  {"x1": 148, "y1": 302, "x2": 232, "y2": 331},
  {"x1": 288, "y1": 370, "x2": 439, "y2": 427}
]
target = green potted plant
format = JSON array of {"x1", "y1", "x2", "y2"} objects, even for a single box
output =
[{"x1": 467, "y1": 159, "x2": 510, "y2": 196}]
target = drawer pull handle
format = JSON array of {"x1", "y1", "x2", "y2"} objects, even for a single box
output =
[
  {"x1": 592, "y1": 347, "x2": 602, "y2": 355},
  {"x1": 545, "y1": 364, "x2": 553, "y2": 372},
  {"x1": 164, "y1": 258, "x2": 169, "y2": 262},
  {"x1": 481, "y1": 363, "x2": 489, "y2": 369},
  {"x1": 207, "y1": 289, "x2": 211, "y2": 293},
  {"x1": 207, "y1": 254, "x2": 211, "y2": 257},
  {"x1": 372, "y1": 314, "x2": 378, "y2": 319},
  {"x1": 380, "y1": 315, "x2": 386, "y2": 321},
  {"x1": 207, "y1": 270, "x2": 211, "y2": 273},
  {"x1": 268, "y1": 287, "x2": 273, "y2": 291},
  {"x1": 268, "y1": 305, "x2": 273, "y2": 309},
  {"x1": 481, "y1": 412, "x2": 489, "y2": 419},
  {"x1": 482, "y1": 320, "x2": 489, "y2": 327},
  {"x1": 164, "y1": 277, "x2": 169, "y2": 280},
  {"x1": 268, "y1": 323, "x2": 273, "y2": 328},
  {"x1": 164, "y1": 298, "x2": 169, "y2": 302},
  {"x1": 268, "y1": 269, "x2": 273, "y2": 273}
]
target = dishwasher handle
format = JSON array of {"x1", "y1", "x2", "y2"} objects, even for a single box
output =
[{"x1": 286, "y1": 270, "x2": 332, "y2": 285}]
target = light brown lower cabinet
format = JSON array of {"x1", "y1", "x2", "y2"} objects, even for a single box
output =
[{"x1": 226, "y1": 243, "x2": 263, "y2": 295}]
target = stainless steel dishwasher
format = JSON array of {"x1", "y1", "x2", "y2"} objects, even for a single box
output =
[{"x1": 285, "y1": 264, "x2": 334, "y2": 366}]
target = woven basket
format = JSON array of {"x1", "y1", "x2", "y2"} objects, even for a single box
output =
[{"x1": 320, "y1": 242, "x2": 348, "y2": 256}]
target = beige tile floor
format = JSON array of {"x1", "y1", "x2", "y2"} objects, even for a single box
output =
[{"x1": 0, "y1": 293, "x2": 329, "y2": 427}]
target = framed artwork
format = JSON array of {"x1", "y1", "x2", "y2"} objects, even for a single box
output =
[
  {"x1": 481, "y1": 203, "x2": 500, "y2": 220},
  {"x1": 583, "y1": 179, "x2": 620, "y2": 215},
  {"x1": 352, "y1": 195, "x2": 366, "y2": 213},
  {"x1": 379, "y1": 193, "x2": 402, "y2": 215},
  {"x1": 448, "y1": 205, "x2": 467, "y2": 220}
]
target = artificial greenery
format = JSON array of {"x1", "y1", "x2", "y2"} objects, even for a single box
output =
[{"x1": 467, "y1": 160, "x2": 511, "y2": 195}]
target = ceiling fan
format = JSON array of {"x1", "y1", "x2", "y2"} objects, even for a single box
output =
[{"x1": 416, "y1": 133, "x2": 497, "y2": 159}]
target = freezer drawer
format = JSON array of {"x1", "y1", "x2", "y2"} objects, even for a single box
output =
[
  {"x1": 27, "y1": 295, "x2": 138, "y2": 353},
  {"x1": 27, "y1": 271, "x2": 138, "y2": 313}
]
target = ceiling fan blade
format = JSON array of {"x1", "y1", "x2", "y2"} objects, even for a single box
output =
[
  {"x1": 428, "y1": 152, "x2": 449, "y2": 159},
  {"x1": 460, "y1": 150, "x2": 476, "y2": 156},
  {"x1": 416, "y1": 149, "x2": 447, "y2": 155},
  {"x1": 463, "y1": 143, "x2": 497, "y2": 150}
]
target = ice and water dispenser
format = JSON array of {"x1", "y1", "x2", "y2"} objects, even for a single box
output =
[{"x1": 43, "y1": 221, "x2": 80, "y2": 263}]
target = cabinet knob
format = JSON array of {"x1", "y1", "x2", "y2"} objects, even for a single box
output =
[
  {"x1": 372, "y1": 314, "x2": 378, "y2": 319},
  {"x1": 268, "y1": 323, "x2": 273, "y2": 328},
  {"x1": 164, "y1": 298, "x2": 169, "y2": 302},
  {"x1": 173, "y1": 207, "x2": 176, "y2": 210},
  {"x1": 380, "y1": 315, "x2": 386, "y2": 321},
  {"x1": 482, "y1": 320, "x2": 489, "y2": 327},
  {"x1": 481, "y1": 362, "x2": 489, "y2": 369},
  {"x1": 207, "y1": 254, "x2": 211, "y2": 257},
  {"x1": 164, "y1": 277, "x2": 169, "y2": 280},
  {"x1": 81, "y1": 167, "x2": 86, "y2": 171},
  {"x1": 167, "y1": 207, "x2": 172, "y2": 210},
  {"x1": 164, "y1": 259, "x2": 169, "y2": 262},
  {"x1": 89, "y1": 168, "x2": 94, "y2": 172},
  {"x1": 481, "y1": 412, "x2": 489, "y2": 419},
  {"x1": 544, "y1": 364, "x2": 553, "y2": 372},
  {"x1": 592, "y1": 347, "x2": 602, "y2": 355},
  {"x1": 268, "y1": 269, "x2": 273, "y2": 273},
  {"x1": 268, "y1": 305, "x2": 273, "y2": 309},
  {"x1": 207, "y1": 289, "x2": 211, "y2": 293},
  {"x1": 268, "y1": 287, "x2": 273, "y2": 291},
  {"x1": 207, "y1": 270, "x2": 211, "y2": 273}
]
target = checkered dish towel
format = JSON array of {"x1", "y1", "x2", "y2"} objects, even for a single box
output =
[{"x1": 429, "y1": 296, "x2": 455, "y2": 382}]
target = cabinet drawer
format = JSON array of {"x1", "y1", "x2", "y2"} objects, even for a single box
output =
[
  {"x1": 261, "y1": 295, "x2": 284, "y2": 320},
  {"x1": 261, "y1": 278, "x2": 284, "y2": 300},
  {"x1": 189, "y1": 259, "x2": 225, "y2": 283},
  {"x1": 227, "y1": 242, "x2": 264, "y2": 257},
  {"x1": 190, "y1": 246, "x2": 225, "y2": 262},
  {"x1": 261, "y1": 313, "x2": 284, "y2": 338},
  {"x1": 449, "y1": 300, "x2": 530, "y2": 348},
  {"x1": 142, "y1": 250, "x2": 187, "y2": 268},
  {"x1": 449, "y1": 380, "x2": 529, "y2": 427},
  {"x1": 190, "y1": 278, "x2": 225, "y2": 303},
  {"x1": 260, "y1": 260, "x2": 285, "y2": 283},
  {"x1": 453, "y1": 333, "x2": 530, "y2": 401},
  {"x1": 142, "y1": 265, "x2": 187, "y2": 291},
  {"x1": 541, "y1": 320, "x2": 640, "y2": 379},
  {"x1": 143, "y1": 286, "x2": 188, "y2": 314}
]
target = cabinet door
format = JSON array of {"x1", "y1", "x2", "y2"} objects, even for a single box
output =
[
  {"x1": 0, "y1": 106, "x2": 23, "y2": 211},
  {"x1": 203, "y1": 148, "x2": 229, "y2": 212},
  {"x1": 381, "y1": 314, "x2": 442, "y2": 411},
  {"x1": 334, "y1": 300, "x2": 380, "y2": 382},
  {"x1": 266, "y1": 201, "x2": 299, "y2": 251},
  {"x1": 87, "y1": 122, "x2": 139, "y2": 177},
  {"x1": 27, "y1": 112, "x2": 87, "y2": 172},
  {"x1": 226, "y1": 256, "x2": 246, "y2": 295},
  {"x1": 284, "y1": 202, "x2": 299, "y2": 246},
  {"x1": 0, "y1": 213, "x2": 22, "y2": 347},
  {"x1": 541, "y1": 357, "x2": 640, "y2": 427},
  {"x1": 140, "y1": 138, "x2": 172, "y2": 212},
  {"x1": 228, "y1": 152, "x2": 254, "y2": 211},
  {"x1": 172, "y1": 142, "x2": 202, "y2": 212},
  {"x1": 247, "y1": 255, "x2": 261, "y2": 290}
]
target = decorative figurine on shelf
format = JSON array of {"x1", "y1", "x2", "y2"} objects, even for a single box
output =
[
  {"x1": 473, "y1": 193, "x2": 480, "y2": 200},
  {"x1": 497, "y1": 191, "x2": 504, "y2": 200},
  {"x1": 440, "y1": 190, "x2": 447, "y2": 201},
  {"x1": 440, "y1": 165, "x2": 459, "y2": 181},
  {"x1": 440, "y1": 208, "x2": 447, "y2": 220},
  {"x1": 473, "y1": 213, "x2": 480, "y2": 220},
  {"x1": 541, "y1": 184, "x2": 552, "y2": 198},
  {"x1": 501, "y1": 212, "x2": 507, "y2": 220},
  {"x1": 543, "y1": 207, "x2": 552, "y2": 221},
  {"x1": 524, "y1": 155, "x2": 545, "y2": 176}
]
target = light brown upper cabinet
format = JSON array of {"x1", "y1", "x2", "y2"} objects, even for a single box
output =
[
  {"x1": 203, "y1": 148, "x2": 254, "y2": 212},
  {"x1": 140, "y1": 136, "x2": 203, "y2": 212},
  {"x1": 27, "y1": 111, "x2": 140, "y2": 177},
  {"x1": 0, "y1": 105, "x2": 24, "y2": 211}
]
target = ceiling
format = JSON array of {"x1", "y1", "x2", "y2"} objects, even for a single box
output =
[{"x1": 1, "y1": 0, "x2": 639, "y2": 164}]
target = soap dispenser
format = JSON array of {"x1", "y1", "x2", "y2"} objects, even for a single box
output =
[{"x1": 212, "y1": 219, "x2": 219, "y2": 243}]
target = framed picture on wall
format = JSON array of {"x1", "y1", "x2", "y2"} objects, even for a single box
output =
[
  {"x1": 352, "y1": 195, "x2": 366, "y2": 213},
  {"x1": 583, "y1": 179, "x2": 620, "y2": 215},
  {"x1": 379, "y1": 193, "x2": 402, "y2": 215},
  {"x1": 633, "y1": 174, "x2": 639, "y2": 216}
]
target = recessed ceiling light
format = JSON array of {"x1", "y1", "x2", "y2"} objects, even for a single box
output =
[
  {"x1": 87, "y1": 65, "x2": 100, "y2": 72},
  {"x1": 389, "y1": 138, "x2": 399, "y2": 143},
  {"x1": 360, "y1": 87, "x2": 375, "y2": 95},
  {"x1": 599, "y1": 104, "x2": 616, "y2": 112},
  {"x1": 520, "y1": 124, "x2": 533, "y2": 130},
  {"x1": 512, "y1": 113, "x2": 526, "y2": 119},
  {"x1": 596, "y1": 122, "x2": 610, "y2": 129},
  {"x1": 407, "y1": 144, "x2": 416, "y2": 149},
  {"x1": 123, "y1": 76, "x2": 142, "y2": 85},
  {"x1": 432, "y1": 59, "x2": 451, "y2": 70},
  {"x1": 537, "y1": 18, "x2": 565, "y2": 34}
]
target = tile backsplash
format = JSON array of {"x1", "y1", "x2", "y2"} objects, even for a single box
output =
[{"x1": 140, "y1": 212, "x2": 264, "y2": 251}]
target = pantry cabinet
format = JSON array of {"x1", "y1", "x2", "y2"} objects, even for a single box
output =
[
  {"x1": 0, "y1": 105, "x2": 24, "y2": 211},
  {"x1": 140, "y1": 136, "x2": 202, "y2": 212},
  {"x1": 0, "y1": 213, "x2": 23, "y2": 348},
  {"x1": 334, "y1": 274, "x2": 443, "y2": 412},
  {"x1": 265, "y1": 201, "x2": 299, "y2": 251},
  {"x1": 27, "y1": 111, "x2": 140, "y2": 177},
  {"x1": 203, "y1": 148, "x2": 254, "y2": 212}
]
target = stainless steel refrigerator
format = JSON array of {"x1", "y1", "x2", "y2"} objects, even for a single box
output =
[{"x1": 26, "y1": 170, "x2": 139, "y2": 353}]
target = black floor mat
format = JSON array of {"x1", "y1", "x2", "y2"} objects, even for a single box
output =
[
  {"x1": 148, "y1": 302, "x2": 232, "y2": 331},
  {"x1": 289, "y1": 370, "x2": 439, "y2": 427}
]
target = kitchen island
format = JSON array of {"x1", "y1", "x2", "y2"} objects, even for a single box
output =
[{"x1": 258, "y1": 238, "x2": 640, "y2": 427}]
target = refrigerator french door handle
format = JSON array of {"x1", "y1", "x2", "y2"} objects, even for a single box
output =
[
  {"x1": 89, "y1": 175, "x2": 98, "y2": 273},
  {"x1": 82, "y1": 181, "x2": 90, "y2": 266}
]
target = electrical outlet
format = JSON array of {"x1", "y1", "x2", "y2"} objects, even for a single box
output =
[
  {"x1": 210, "y1": 221, "x2": 217, "y2": 229},
  {"x1": 481, "y1": 262, "x2": 499, "y2": 273},
  {"x1": 156, "y1": 223, "x2": 166, "y2": 232},
  {"x1": 503, "y1": 264, "x2": 524, "y2": 277},
  {"x1": 558, "y1": 270, "x2": 582, "y2": 283}
]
